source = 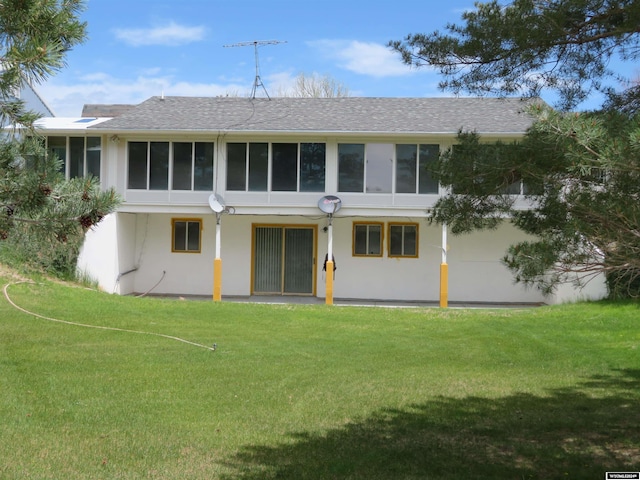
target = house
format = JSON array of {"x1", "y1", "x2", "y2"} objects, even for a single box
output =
[
  {"x1": 1, "y1": 76, "x2": 55, "y2": 124},
  {"x1": 34, "y1": 96, "x2": 606, "y2": 304},
  {"x1": 16, "y1": 81, "x2": 55, "y2": 117}
]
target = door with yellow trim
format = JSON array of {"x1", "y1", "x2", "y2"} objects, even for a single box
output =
[{"x1": 253, "y1": 226, "x2": 315, "y2": 295}]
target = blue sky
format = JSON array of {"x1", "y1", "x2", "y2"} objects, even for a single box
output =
[
  {"x1": 38, "y1": 0, "x2": 475, "y2": 116},
  {"x1": 38, "y1": 0, "x2": 636, "y2": 117}
]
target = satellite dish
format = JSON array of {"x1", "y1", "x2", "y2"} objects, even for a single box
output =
[
  {"x1": 318, "y1": 195, "x2": 342, "y2": 215},
  {"x1": 208, "y1": 194, "x2": 226, "y2": 213}
]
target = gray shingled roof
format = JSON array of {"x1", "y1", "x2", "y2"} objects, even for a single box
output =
[
  {"x1": 82, "y1": 104, "x2": 136, "y2": 118},
  {"x1": 90, "y1": 96, "x2": 539, "y2": 134}
]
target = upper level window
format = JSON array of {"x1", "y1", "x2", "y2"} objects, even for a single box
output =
[
  {"x1": 337, "y1": 143, "x2": 394, "y2": 193},
  {"x1": 47, "y1": 136, "x2": 101, "y2": 180},
  {"x1": 227, "y1": 142, "x2": 268, "y2": 191},
  {"x1": 396, "y1": 144, "x2": 439, "y2": 194},
  {"x1": 339, "y1": 143, "x2": 438, "y2": 194},
  {"x1": 388, "y1": 223, "x2": 418, "y2": 258},
  {"x1": 272, "y1": 143, "x2": 298, "y2": 191},
  {"x1": 128, "y1": 141, "x2": 214, "y2": 191},
  {"x1": 338, "y1": 143, "x2": 393, "y2": 193},
  {"x1": 448, "y1": 143, "x2": 529, "y2": 196},
  {"x1": 337, "y1": 144, "x2": 364, "y2": 192},
  {"x1": 226, "y1": 142, "x2": 326, "y2": 192},
  {"x1": 365, "y1": 144, "x2": 393, "y2": 193},
  {"x1": 300, "y1": 143, "x2": 326, "y2": 192}
]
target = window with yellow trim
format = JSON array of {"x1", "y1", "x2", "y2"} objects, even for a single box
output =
[
  {"x1": 388, "y1": 223, "x2": 418, "y2": 258},
  {"x1": 353, "y1": 222, "x2": 383, "y2": 256},
  {"x1": 172, "y1": 218, "x2": 202, "y2": 253}
]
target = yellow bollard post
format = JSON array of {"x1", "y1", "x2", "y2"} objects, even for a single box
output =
[
  {"x1": 213, "y1": 258, "x2": 222, "y2": 302},
  {"x1": 439, "y1": 262, "x2": 448, "y2": 308},
  {"x1": 325, "y1": 260, "x2": 334, "y2": 305}
]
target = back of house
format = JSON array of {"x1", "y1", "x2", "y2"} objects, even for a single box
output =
[{"x1": 35, "y1": 96, "x2": 606, "y2": 304}]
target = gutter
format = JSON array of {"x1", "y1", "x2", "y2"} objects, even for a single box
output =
[{"x1": 85, "y1": 127, "x2": 529, "y2": 138}]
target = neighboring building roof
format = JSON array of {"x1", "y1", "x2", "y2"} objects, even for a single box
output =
[
  {"x1": 18, "y1": 81, "x2": 55, "y2": 117},
  {"x1": 81, "y1": 104, "x2": 136, "y2": 118},
  {"x1": 90, "y1": 96, "x2": 540, "y2": 135},
  {"x1": 35, "y1": 116, "x2": 112, "y2": 130}
]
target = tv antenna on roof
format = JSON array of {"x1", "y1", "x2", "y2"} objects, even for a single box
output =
[{"x1": 223, "y1": 39, "x2": 286, "y2": 99}]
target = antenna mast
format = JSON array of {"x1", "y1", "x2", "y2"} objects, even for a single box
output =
[{"x1": 223, "y1": 39, "x2": 286, "y2": 99}]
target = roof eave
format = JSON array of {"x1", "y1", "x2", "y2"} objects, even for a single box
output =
[{"x1": 85, "y1": 128, "x2": 529, "y2": 137}]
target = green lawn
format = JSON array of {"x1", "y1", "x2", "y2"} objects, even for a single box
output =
[{"x1": 1, "y1": 270, "x2": 639, "y2": 479}]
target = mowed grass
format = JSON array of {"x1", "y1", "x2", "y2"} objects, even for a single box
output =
[{"x1": 1, "y1": 272, "x2": 639, "y2": 479}]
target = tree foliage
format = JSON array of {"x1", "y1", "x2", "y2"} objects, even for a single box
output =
[
  {"x1": 0, "y1": 0, "x2": 120, "y2": 277},
  {"x1": 389, "y1": 0, "x2": 640, "y2": 110},
  {"x1": 432, "y1": 104, "x2": 640, "y2": 297},
  {"x1": 390, "y1": 0, "x2": 640, "y2": 297}
]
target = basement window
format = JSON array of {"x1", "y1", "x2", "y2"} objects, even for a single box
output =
[
  {"x1": 353, "y1": 222, "x2": 383, "y2": 257},
  {"x1": 172, "y1": 218, "x2": 202, "y2": 253},
  {"x1": 388, "y1": 223, "x2": 418, "y2": 258}
]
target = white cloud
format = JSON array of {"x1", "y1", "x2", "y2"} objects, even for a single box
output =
[
  {"x1": 113, "y1": 21, "x2": 206, "y2": 47},
  {"x1": 38, "y1": 73, "x2": 250, "y2": 116},
  {"x1": 309, "y1": 40, "x2": 413, "y2": 77},
  {"x1": 38, "y1": 67, "x2": 336, "y2": 116},
  {"x1": 264, "y1": 71, "x2": 297, "y2": 95}
]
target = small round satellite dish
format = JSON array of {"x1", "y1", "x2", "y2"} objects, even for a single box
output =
[
  {"x1": 318, "y1": 195, "x2": 342, "y2": 214},
  {"x1": 208, "y1": 194, "x2": 226, "y2": 213}
]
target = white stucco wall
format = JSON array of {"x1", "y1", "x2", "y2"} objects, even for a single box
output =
[
  {"x1": 548, "y1": 273, "x2": 607, "y2": 304},
  {"x1": 326, "y1": 216, "x2": 440, "y2": 301},
  {"x1": 77, "y1": 214, "x2": 119, "y2": 292},
  {"x1": 77, "y1": 213, "x2": 137, "y2": 294},
  {"x1": 447, "y1": 227, "x2": 546, "y2": 303},
  {"x1": 79, "y1": 212, "x2": 584, "y2": 303}
]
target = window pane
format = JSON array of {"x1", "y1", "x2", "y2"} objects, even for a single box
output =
[
  {"x1": 128, "y1": 142, "x2": 148, "y2": 189},
  {"x1": 272, "y1": 143, "x2": 298, "y2": 191},
  {"x1": 187, "y1": 221, "x2": 200, "y2": 251},
  {"x1": 418, "y1": 144, "x2": 439, "y2": 194},
  {"x1": 503, "y1": 181, "x2": 522, "y2": 194},
  {"x1": 48, "y1": 136, "x2": 66, "y2": 175},
  {"x1": 354, "y1": 225, "x2": 368, "y2": 255},
  {"x1": 366, "y1": 143, "x2": 393, "y2": 193},
  {"x1": 338, "y1": 144, "x2": 364, "y2": 192},
  {"x1": 396, "y1": 144, "x2": 417, "y2": 193},
  {"x1": 368, "y1": 225, "x2": 382, "y2": 255},
  {"x1": 174, "y1": 221, "x2": 186, "y2": 251},
  {"x1": 173, "y1": 142, "x2": 193, "y2": 190},
  {"x1": 194, "y1": 142, "x2": 214, "y2": 191},
  {"x1": 254, "y1": 227, "x2": 283, "y2": 292},
  {"x1": 389, "y1": 225, "x2": 403, "y2": 256},
  {"x1": 69, "y1": 137, "x2": 84, "y2": 178},
  {"x1": 248, "y1": 143, "x2": 268, "y2": 191},
  {"x1": 354, "y1": 224, "x2": 382, "y2": 256},
  {"x1": 149, "y1": 142, "x2": 169, "y2": 190},
  {"x1": 300, "y1": 143, "x2": 325, "y2": 192},
  {"x1": 404, "y1": 226, "x2": 417, "y2": 256},
  {"x1": 86, "y1": 137, "x2": 101, "y2": 179},
  {"x1": 227, "y1": 143, "x2": 247, "y2": 191}
]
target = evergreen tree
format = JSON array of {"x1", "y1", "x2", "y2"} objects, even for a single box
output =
[
  {"x1": 0, "y1": 0, "x2": 120, "y2": 277},
  {"x1": 431, "y1": 105, "x2": 640, "y2": 296},
  {"x1": 389, "y1": 0, "x2": 640, "y2": 111},
  {"x1": 390, "y1": 0, "x2": 640, "y2": 297}
]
